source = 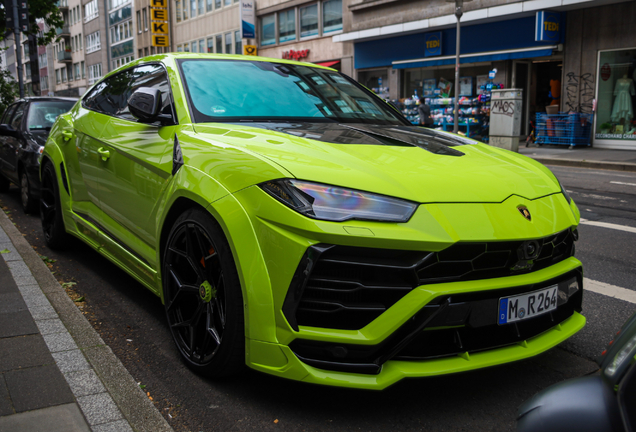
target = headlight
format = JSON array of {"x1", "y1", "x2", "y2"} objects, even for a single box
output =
[{"x1": 260, "y1": 179, "x2": 417, "y2": 222}]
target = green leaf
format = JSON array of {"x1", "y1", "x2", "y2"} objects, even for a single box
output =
[
  {"x1": 74, "y1": 296, "x2": 85, "y2": 302},
  {"x1": 62, "y1": 281, "x2": 77, "y2": 289},
  {"x1": 139, "y1": 384, "x2": 146, "y2": 389},
  {"x1": 0, "y1": 249, "x2": 9, "y2": 254}
]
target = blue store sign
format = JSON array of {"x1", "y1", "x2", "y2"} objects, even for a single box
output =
[
  {"x1": 535, "y1": 11, "x2": 561, "y2": 42},
  {"x1": 424, "y1": 32, "x2": 442, "y2": 57}
]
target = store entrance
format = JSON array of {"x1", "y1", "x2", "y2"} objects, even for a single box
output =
[{"x1": 530, "y1": 59, "x2": 563, "y2": 115}]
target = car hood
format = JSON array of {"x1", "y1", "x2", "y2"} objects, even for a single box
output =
[{"x1": 193, "y1": 122, "x2": 560, "y2": 203}]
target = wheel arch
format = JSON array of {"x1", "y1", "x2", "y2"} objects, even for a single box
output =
[{"x1": 157, "y1": 193, "x2": 278, "y2": 344}]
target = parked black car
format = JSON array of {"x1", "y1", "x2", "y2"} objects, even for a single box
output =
[
  {"x1": 517, "y1": 310, "x2": 636, "y2": 432},
  {"x1": 0, "y1": 97, "x2": 77, "y2": 213}
]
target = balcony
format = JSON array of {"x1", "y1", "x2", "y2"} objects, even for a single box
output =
[
  {"x1": 57, "y1": 50, "x2": 72, "y2": 63},
  {"x1": 56, "y1": 25, "x2": 70, "y2": 38},
  {"x1": 57, "y1": 0, "x2": 69, "y2": 12}
]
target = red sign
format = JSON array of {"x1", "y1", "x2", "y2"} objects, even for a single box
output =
[
  {"x1": 601, "y1": 63, "x2": 611, "y2": 81},
  {"x1": 282, "y1": 49, "x2": 309, "y2": 60}
]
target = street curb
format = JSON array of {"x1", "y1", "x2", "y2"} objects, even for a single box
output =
[
  {"x1": 529, "y1": 157, "x2": 636, "y2": 172},
  {"x1": 0, "y1": 210, "x2": 173, "y2": 432}
]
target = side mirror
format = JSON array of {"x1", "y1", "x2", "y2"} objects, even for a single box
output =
[
  {"x1": 0, "y1": 124, "x2": 17, "y2": 137},
  {"x1": 128, "y1": 87, "x2": 162, "y2": 122}
]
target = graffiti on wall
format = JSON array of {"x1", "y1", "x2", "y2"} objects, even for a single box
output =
[{"x1": 565, "y1": 72, "x2": 595, "y2": 113}]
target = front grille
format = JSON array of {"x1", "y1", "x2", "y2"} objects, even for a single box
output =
[
  {"x1": 285, "y1": 229, "x2": 576, "y2": 330},
  {"x1": 289, "y1": 269, "x2": 583, "y2": 375}
]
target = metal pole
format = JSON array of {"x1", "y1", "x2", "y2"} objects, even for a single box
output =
[
  {"x1": 453, "y1": 0, "x2": 463, "y2": 134},
  {"x1": 12, "y1": 0, "x2": 24, "y2": 98}
]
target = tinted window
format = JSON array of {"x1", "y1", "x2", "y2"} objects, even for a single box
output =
[
  {"x1": 10, "y1": 103, "x2": 26, "y2": 130},
  {"x1": 26, "y1": 101, "x2": 76, "y2": 131},
  {"x1": 83, "y1": 69, "x2": 136, "y2": 116},
  {"x1": 83, "y1": 64, "x2": 173, "y2": 121},
  {"x1": 1, "y1": 104, "x2": 17, "y2": 124}
]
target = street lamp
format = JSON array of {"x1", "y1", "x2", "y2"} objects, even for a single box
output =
[{"x1": 447, "y1": 0, "x2": 472, "y2": 134}]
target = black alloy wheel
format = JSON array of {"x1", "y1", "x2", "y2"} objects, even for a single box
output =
[
  {"x1": 162, "y1": 208, "x2": 244, "y2": 378},
  {"x1": 20, "y1": 171, "x2": 36, "y2": 214},
  {"x1": 40, "y1": 163, "x2": 68, "y2": 250}
]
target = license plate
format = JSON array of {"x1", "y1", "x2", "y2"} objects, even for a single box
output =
[{"x1": 498, "y1": 285, "x2": 558, "y2": 325}]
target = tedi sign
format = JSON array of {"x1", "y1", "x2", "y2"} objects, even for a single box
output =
[{"x1": 282, "y1": 49, "x2": 310, "y2": 60}]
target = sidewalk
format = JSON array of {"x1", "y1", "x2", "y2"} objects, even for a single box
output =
[
  {"x1": 0, "y1": 209, "x2": 173, "y2": 432},
  {"x1": 518, "y1": 144, "x2": 636, "y2": 172}
]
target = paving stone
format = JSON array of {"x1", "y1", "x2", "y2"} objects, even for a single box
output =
[
  {"x1": 0, "y1": 310, "x2": 38, "y2": 338},
  {"x1": 0, "y1": 293, "x2": 27, "y2": 314},
  {"x1": 0, "y1": 403, "x2": 91, "y2": 432},
  {"x1": 0, "y1": 262, "x2": 18, "y2": 294},
  {"x1": 0, "y1": 374, "x2": 14, "y2": 417},
  {"x1": 20, "y1": 290, "x2": 51, "y2": 309},
  {"x1": 0, "y1": 335, "x2": 53, "y2": 372},
  {"x1": 0, "y1": 246, "x2": 20, "y2": 262},
  {"x1": 29, "y1": 304, "x2": 59, "y2": 320},
  {"x1": 77, "y1": 393, "x2": 122, "y2": 425},
  {"x1": 4, "y1": 365, "x2": 74, "y2": 413},
  {"x1": 35, "y1": 318, "x2": 67, "y2": 336},
  {"x1": 0, "y1": 230, "x2": 9, "y2": 243},
  {"x1": 43, "y1": 331, "x2": 78, "y2": 353},
  {"x1": 52, "y1": 350, "x2": 91, "y2": 373},
  {"x1": 64, "y1": 369, "x2": 106, "y2": 397},
  {"x1": 6, "y1": 261, "x2": 37, "y2": 286},
  {"x1": 92, "y1": 419, "x2": 134, "y2": 432}
]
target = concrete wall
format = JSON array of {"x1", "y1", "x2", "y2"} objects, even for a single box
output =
[{"x1": 561, "y1": 1, "x2": 636, "y2": 114}]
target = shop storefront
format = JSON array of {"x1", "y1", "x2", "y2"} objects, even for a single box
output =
[
  {"x1": 594, "y1": 48, "x2": 636, "y2": 146},
  {"x1": 353, "y1": 14, "x2": 566, "y2": 138}
]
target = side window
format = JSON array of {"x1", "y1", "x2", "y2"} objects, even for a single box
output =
[
  {"x1": 82, "y1": 68, "x2": 136, "y2": 116},
  {"x1": 123, "y1": 64, "x2": 174, "y2": 121},
  {"x1": 10, "y1": 103, "x2": 26, "y2": 130},
  {"x1": 1, "y1": 104, "x2": 17, "y2": 124}
]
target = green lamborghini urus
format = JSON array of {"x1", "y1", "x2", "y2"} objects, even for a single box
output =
[{"x1": 40, "y1": 54, "x2": 584, "y2": 389}]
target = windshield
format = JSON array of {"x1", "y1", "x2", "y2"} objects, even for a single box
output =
[
  {"x1": 178, "y1": 59, "x2": 408, "y2": 125},
  {"x1": 26, "y1": 100, "x2": 75, "y2": 131}
]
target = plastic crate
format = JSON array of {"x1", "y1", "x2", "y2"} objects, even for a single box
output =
[{"x1": 535, "y1": 112, "x2": 593, "y2": 147}]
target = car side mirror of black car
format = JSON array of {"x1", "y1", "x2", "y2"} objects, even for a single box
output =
[
  {"x1": 0, "y1": 124, "x2": 17, "y2": 137},
  {"x1": 128, "y1": 87, "x2": 174, "y2": 126}
]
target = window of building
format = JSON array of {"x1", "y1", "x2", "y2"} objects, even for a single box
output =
[
  {"x1": 300, "y1": 4, "x2": 318, "y2": 38},
  {"x1": 38, "y1": 53, "x2": 47, "y2": 67},
  {"x1": 142, "y1": 8, "x2": 148, "y2": 31},
  {"x1": 67, "y1": 65, "x2": 72, "y2": 81},
  {"x1": 56, "y1": 69, "x2": 61, "y2": 84},
  {"x1": 216, "y1": 34, "x2": 222, "y2": 53},
  {"x1": 235, "y1": 30, "x2": 241, "y2": 55},
  {"x1": 74, "y1": 63, "x2": 80, "y2": 80},
  {"x1": 190, "y1": 41, "x2": 197, "y2": 53},
  {"x1": 278, "y1": 9, "x2": 295, "y2": 43},
  {"x1": 215, "y1": 0, "x2": 221, "y2": 8},
  {"x1": 198, "y1": 0, "x2": 204, "y2": 15},
  {"x1": 86, "y1": 31, "x2": 101, "y2": 53},
  {"x1": 25, "y1": 64, "x2": 31, "y2": 80},
  {"x1": 41, "y1": 76, "x2": 48, "y2": 91},
  {"x1": 81, "y1": 61, "x2": 85, "y2": 78},
  {"x1": 225, "y1": 32, "x2": 232, "y2": 54},
  {"x1": 184, "y1": 42, "x2": 190, "y2": 52},
  {"x1": 207, "y1": 0, "x2": 212, "y2": 12},
  {"x1": 88, "y1": 63, "x2": 103, "y2": 85},
  {"x1": 224, "y1": 0, "x2": 230, "y2": 6},
  {"x1": 144, "y1": 47, "x2": 149, "y2": 56},
  {"x1": 151, "y1": 46, "x2": 155, "y2": 54},
  {"x1": 137, "y1": 11, "x2": 141, "y2": 33},
  {"x1": 182, "y1": 0, "x2": 188, "y2": 20},
  {"x1": 85, "y1": 0, "x2": 99, "y2": 22},
  {"x1": 207, "y1": 37, "x2": 214, "y2": 53},
  {"x1": 177, "y1": 44, "x2": 183, "y2": 52},
  {"x1": 261, "y1": 14, "x2": 275, "y2": 46},
  {"x1": 199, "y1": 39, "x2": 205, "y2": 53},
  {"x1": 323, "y1": 0, "x2": 342, "y2": 33},
  {"x1": 138, "y1": 48, "x2": 143, "y2": 58},
  {"x1": 79, "y1": 33, "x2": 82, "y2": 50},
  {"x1": 61, "y1": 67, "x2": 67, "y2": 82},
  {"x1": 176, "y1": 0, "x2": 182, "y2": 22},
  {"x1": 191, "y1": 0, "x2": 196, "y2": 18}
]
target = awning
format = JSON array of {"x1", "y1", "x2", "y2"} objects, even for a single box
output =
[
  {"x1": 392, "y1": 45, "x2": 558, "y2": 69},
  {"x1": 315, "y1": 60, "x2": 340, "y2": 68}
]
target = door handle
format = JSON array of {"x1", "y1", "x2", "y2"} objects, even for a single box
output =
[
  {"x1": 61, "y1": 130, "x2": 73, "y2": 142},
  {"x1": 97, "y1": 147, "x2": 110, "y2": 161}
]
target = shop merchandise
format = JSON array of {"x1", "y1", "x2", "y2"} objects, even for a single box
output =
[{"x1": 610, "y1": 75, "x2": 635, "y2": 128}]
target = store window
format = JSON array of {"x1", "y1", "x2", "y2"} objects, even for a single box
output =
[
  {"x1": 261, "y1": 14, "x2": 276, "y2": 46},
  {"x1": 595, "y1": 48, "x2": 636, "y2": 141},
  {"x1": 278, "y1": 9, "x2": 295, "y2": 43},
  {"x1": 191, "y1": 41, "x2": 198, "y2": 53},
  {"x1": 207, "y1": 37, "x2": 214, "y2": 53},
  {"x1": 322, "y1": 0, "x2": 342, "y2": 34},
  {"x1": 300, "y1": 4, "x2": 318, "y2": 38},
  {"x1": 235, "y1": 30, "x2": 241, "y2": 55}
]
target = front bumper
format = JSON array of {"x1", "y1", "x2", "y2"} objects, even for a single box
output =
[{"x1": 232, "y1": 186, "x2": 584, "y2": 389}]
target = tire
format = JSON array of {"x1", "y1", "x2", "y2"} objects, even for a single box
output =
[
  {"x1": 20, "y1": 170, "x2": 37, "y2": 214},
  {"x1": 0, "y1": 173, "x2": 9, "y2": 193},
  {"x1": 162, "y1": 208, "x2": 245, "y2": 378},
  {"x1": 40, "y1": 163, "x2": 69, "y2": 250}
]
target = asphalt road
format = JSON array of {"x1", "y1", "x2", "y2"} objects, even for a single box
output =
[{"x1": 0, "y1": 164, "x2": 634, "y2": 432}]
